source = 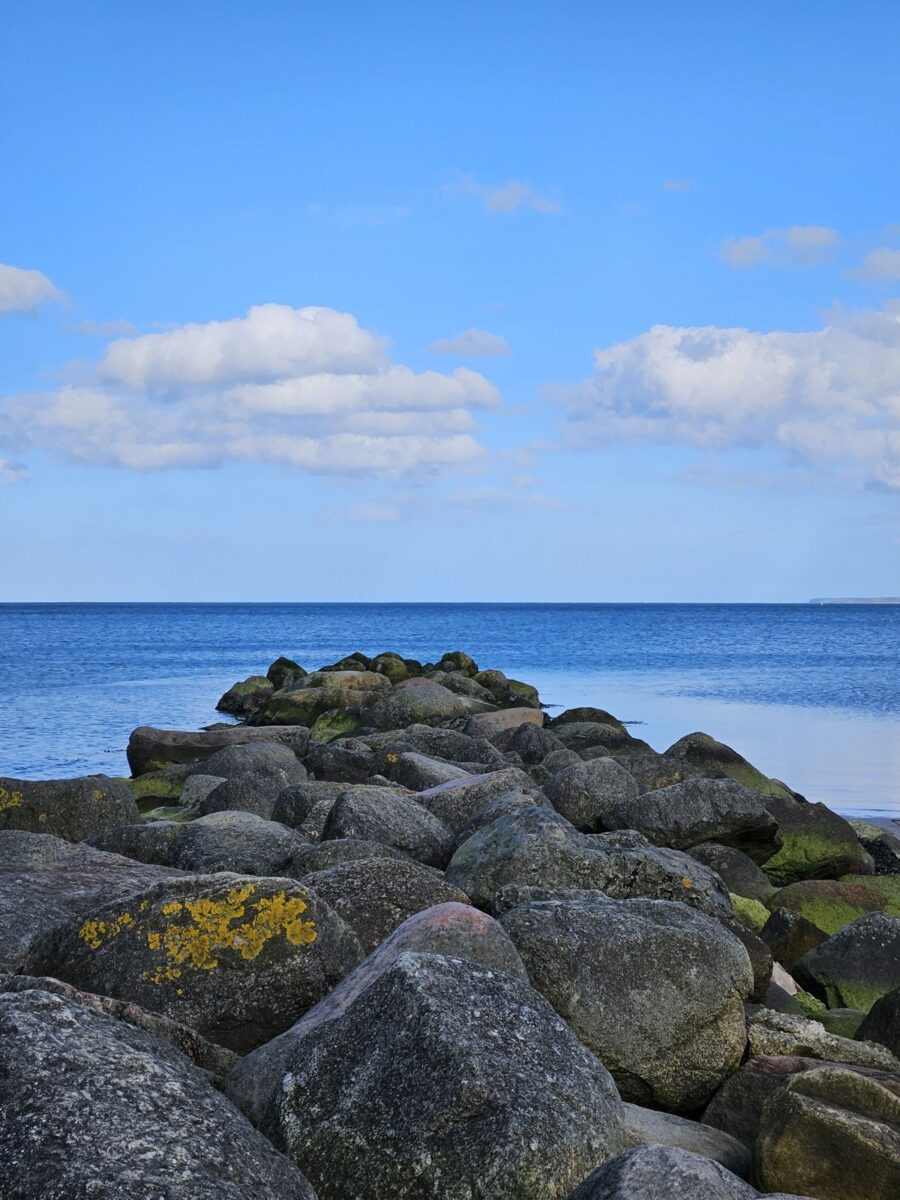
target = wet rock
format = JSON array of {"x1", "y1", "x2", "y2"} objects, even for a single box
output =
[
  {"x1": 299, "y1": 857, "x2": 469, "y2": 952},
  {"x1": 0, "y1": 830, "x2": 183, "y2": 970},
  {"x1": 216, "y1": 674, "x2": 274, "y2": 716},
  {"x1": 794, "y1": 911, "x2": 900, "y2": 1011},
  {"x1": 543, "y1": 757, "x2": 639, "y2": 831},
  {"x1": 621, "y1": 1108, "x2": 753, "y2": 1178},
  {"x1": 416, "y1": 766, "x2": 539, "y2": 832},
  {"x1": 127, "y1": 724, "x2": 309, "y2": 775},
  {"x1": 0, "y1": 973, "x2": 238, "y2": 1077},
  {"x1": 760, "y1": 793, "x2": 872, "y2": 885},
  {"x1": 567, "y1": 1145, "x2": 807, "y2": 1200},
  {"x1": 501, "y1": 895, "x2": 752, "y2": 1110},
  {"x1": 603, "y1": 778, "x2": 781, "y2": 864},
  {"x1": 701, "y1": 1053, "x2": 900, "y2": 1147},
  {"x1": 767, "y1": 874, "x2": 900, "y2": 935},
  {"x1": 0, "y1": 775, "x2": 139, "y2": 842},
  {"x1": 856, "y1": 985, "x2": 900, "y2": 1058},
  {"x1": 269, "y1": 951, "x2": 624, "y2": 1199},
  {"x1": 0, "y1": 989, "x2": 314, "y2": 1200},
  {"x1": 21, "y1": 872, "x2": 363, "y2": 1052},
  {"x1": 746, "y1": 1006, "x2": 900, "y2": 1070},
  {"x1": 446, "y1": 806, "x2": 732, "y2": 916},
  {"x1": 224, "y1": 901, "x2": 528, "y2": 1126},
  {"x1": 323, "y1": 785, "x2": 454, "y2": 867},
  {"x1": 688, "y1": 843, "x2": 776, "y2": 902},
  {"x1": 757, "y1": 1066, "x2": 900, "y2": 1199}
]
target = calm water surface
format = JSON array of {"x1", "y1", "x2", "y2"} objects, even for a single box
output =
[{"x1": 1, "y1": 603, "x2": 897, "y2": 817}]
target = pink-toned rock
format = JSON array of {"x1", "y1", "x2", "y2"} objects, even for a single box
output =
[{"x1": 463, "y1": 708, "x2": 545, "y2": 740}]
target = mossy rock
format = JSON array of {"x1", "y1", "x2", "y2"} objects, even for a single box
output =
[
  {"x1": 768, "y1": 876, "x2": 900, "y2": 936},
  {"x1": 665, "y1": 732, "x2": 791, "y2": 798},
  {"x1": 215, "y1": 675, "x2": 273, "y2": 716},
  {"x1": 125, "y1": 774, "x2": 185, "y2": 804},
  {"x1": 472, "y1": 669, "x2": 510, "y2": 700},
  {"x1": 819, "y1": 1007, "x2": 865, "y2": 1038},
  {"x1": 792, "y1": 990, "x2": 828, "y2": 1017},
  {"x1": 309, "y1": 709, "x2": 362, "y2": 744},
  {"x1": 761, "y1": 794, "x2": 872, "y2": 886},
  {"x1": 142, "y1": 806, "x2": 198, "y2": 824},
  {"x1": 730, "y1": 893, "x2": 770, "y2": 933},
  {"x1": 369, "y1": 653, "x2": 410, "y2": 682},
  {"x1": 266, "y1": 656, "x2": 304, "y2": 689},
  {"x1": 438, "y1": 650, "x2": 479, "y2": 676},
  {"x1": 507, "y1": 678, "x2": 540, "y2": 707}
]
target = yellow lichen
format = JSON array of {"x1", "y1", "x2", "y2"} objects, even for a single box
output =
[
  {"x1": 0, "y1": 786, "x2": 24, "y2": 813},
  {"x1": 78, "y1": 910, "x2": 134, "y2": 950},
  {"x1": 681, "y1": 876, "x2": 694, "y2": 889}
]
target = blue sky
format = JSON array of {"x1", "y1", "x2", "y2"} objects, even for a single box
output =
[{"x1": 2, "y1": 1, "x2": 899, "y2": 601}]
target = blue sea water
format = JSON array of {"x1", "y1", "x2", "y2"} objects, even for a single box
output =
[{"x1": 1, "y1": 603, "x2": 898, "y2": 817}]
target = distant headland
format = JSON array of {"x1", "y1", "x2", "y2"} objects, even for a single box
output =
[{"x1": 809, "y1": 597, "x2": 900, "y2": 605}]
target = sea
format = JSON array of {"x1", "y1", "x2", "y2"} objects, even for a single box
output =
[{"x1": 1, "y1": 603, "x2": 898, "y2": 818}]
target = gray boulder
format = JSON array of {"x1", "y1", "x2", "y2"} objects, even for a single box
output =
[
  {"x1": 500, "y1": 895, "x2": 752, "y2": 1110},
  {"x1": 794, "y1": 911, "x2": 900, "y2": 1011},
  {"x1": 760, "y1": 792, "x2": 872, "y2": 885},
  {"x1": 299, "y1": 857, "x2": 469, "y2": 952},
  {"x1": 21, "y1": 872, "x2": 362, "y2": 1051},
  {"x1": 287, "y1": 836, "x2": 410, "y2": 874},
  {"x1": 266, "y1": 655, "x2": 305, "y2": 689},
  {"x1": 269, "y1": 951, "x2": 625, "y2": 1199},
  {"x1": 0, "y1": 775, "x2": 138, "y2": 842},
  {"x1": 688, "y1": 843, "x2": 776, "y2": 902},
  {"x1": 664, "y1": 731, "x2": 791, "y2": 795},
  {"x1": 386, "y1": 751, "x2": 471, "y2": 791},
  {"x1": 452, "y1": 790, "x2": 540, "y2": 850},
  {"x1": 224, "y1": 901, "x2": 528, "y2": 1126},
  {"x1": 365, "y1": 681, "x2": 474, "y2": 729},
  {"x1": 305, "y1": 737, "x2": 377, "y2": 783},
  {"x1": 745, "y1": 1006, "x2": 900, "y2": 1070},
  {"x1": 463, "y1": 707, "x2": 545, "y2": 741},
  {"x1": 552, "y1": 721, "x2": 634, "y2": 754},
  {"x1": 197, "y1": 743, "x2": 308, "y2": 819},
  {"x1": 543, "y1": 757, "x2": 639, "y2": 831},
  {"x1": 323, "y1": 785, "x2": 454, "y2": 867},
  {"x1": 757, "y1": 1066, "x2": 900, "y2": 1199},
  {"x1": 446, "y1": 806, "x2": 732, "y2": 915},
  {"x1": 568, "y1": 1145, "x2": 808, "y2": 1200},
  {"x1": 271, "y1": 780, "x2": 347, "y2": 829},
  {"x1": 0, "y1": 830, "x2": 183, "y2": 970},
  {"x1": 620, "y1": 1105, "x2": 751, "y2": 1178},
  {"x1": 416, "y1": 766, "x2": 539, "y2": 832},
  {"x1": 365, "y1": 725, "x2": 507, "y2": 771},
  {"x1": 0, "y1": 988, "x2": 314, "y2": 1200},
  {"x1": 759, "y1": 907, "x2": 828, "y2": 970},
  {"x1": 603, "y1": 778, "x2": 781, "y2": 864},
  {"x1": 127, "y1": 724, "x2": 309, "y2": 775},
  {"x1": 492, "y1": 722, "x2": 564, "y2": 762},
  {"x1": 614, "y1": 752, "x2": 703, "y2": 794}
]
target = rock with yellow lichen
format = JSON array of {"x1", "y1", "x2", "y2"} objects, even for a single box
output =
[
  {"x1": 0, "y1": 775, "x2": 139, "y2": 842},
  {"x1": 20, "y1": 872, "x2": 363, "y2": 1051}
]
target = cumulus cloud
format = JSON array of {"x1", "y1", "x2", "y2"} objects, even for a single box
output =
[
  {"x1": 0, "y1": 458, "x2": 28, "y2": 483},
  {"x1": 454, "y1": 174, "x2": 562, "y2": 215},
  {"x1": 429, "y1": 329, "x2": 510, "y2": 357},
  {"x1": 0, "y1": 304, "x2": 500, "y2": 478},
  {"x1": 0, "y1": 263, "x2": 61, "y2": 315},
  {"x1": 848, "y1": 248, "x2": 900, "y2": 281},
  {"x1": 719, "y1": 225, "x2": 838, "y2": 269},
  {"x1": 557, "y1": 303, "x2": 900, "y2": 489}
]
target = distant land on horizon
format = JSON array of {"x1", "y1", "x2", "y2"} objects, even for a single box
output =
[{"x1": 809, "y1": 597, "x2": 900, "y2": 605}]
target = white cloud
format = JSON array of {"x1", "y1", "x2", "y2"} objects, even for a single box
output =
[
  {"x1": 719, "y1": 225, "x2": 839, "y2": 269},
  {"x1": 455, "y1": 174, "x2": 562, "y2": 215},
  {"x1": 0, "y1": 304, "x2": 500, "y2": 478},
  {"x1": 557, "y1": 303, "x2": 900, "y2": 489},
  {"x1": 0, "y1": 458, "x2": 28, "y2": 483},
  {"x1": 429, "y1": 329, "x2": 510, "y2": 357},
  {"x1": 78, "y1": 318, "x2": 138, "y2": 338},
  {"x1": 0, "y1": 263, "x2": 61, "y2": 315},
  {"x1": 848, "y1": 248, "x2": 900, "y2": 281},
  {"x1": 663, "y1": 179, "x2": 695, "y2": 192}
]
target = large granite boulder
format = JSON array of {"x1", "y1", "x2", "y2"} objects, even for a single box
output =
[
  {"x1": 0, "y1": 775, "x2": 138, "y2": 842},
  {"x1": 269, "y1": 951, "x2": 625, "y2": 1199},
  {"x1": 768, "y1": 874, "x2": 900, "y2": 935},
  {"x1": 500, "y1": 895, "x2": 752, "y2": 1110},
  {"x1": 266, "y1": 655, "x2": 305, "y2": 689},
  {"x1": 551, "y1": 721, "x2": 633, "y2": 755},
  {"x1": 463, "y1": 706, "x2": 545, "y2": 740},
  {"x1": 446, "y1": 806, "x2": 732, "y2": 916},
  {"x1": 0, "y1": 988, "x2": 314, "y2": 1200},
  {"x1": 365, "y1": 681, "x2": 476, "y2": 729},
  {"x1": 127, "y1": 724, "x2": 309, "y2": 775},
  {"x1": 305, "y1": 736, "x2": 377, "y2": 782},
  {"x1": 224, "y1": 901, "x2": 528, "y2": 1126},
  {"x1": 794, "y1": 912, "x2": 900, "y2": 1011},
  {"x1": 271, "y1": 780, "x2": 347, "y2": 829},
  {"x1": 216, "y1": 674, "x2": 274, "y2": 715},
  {"x1": 567, "y1": 1145, "x2": 809, "y2": 1200},
  {"x1": 619, "y1": 1104, "x2": 752, "y2": 1178},
  {"x1": 602, "y1": 778, "x2": 781, "y2": 864},
  {"x1": 613, "y1": 752, "x2": 703, "y2": 794},
  {"x1": 856, "y1": 985, "x2": 900, "y2": 1058},
  {"x1": 688, "y1": 843, "x2": 776, "y2": 903},
  {"x1": 323, "y1": 785, "x2": 454, "y2": 867},
  {"x1": 542, "y1": 758, "x2": 639, "y2": 831},
  {"x1": 664, "y1": 732, "x2": 792, "y2": 795},
  {"x1": 416, "y1": 766, "x2": 539, "y2": 832},
  {"x1": 21, "y1": 872, "x2": 363, "y2": 1051},
  {"x1": 298, "y1": 856, "x2": 469, "y2": 952},
  {"x1": 364, "y1": 725, "x2": 507, "y2": 772},
  {"x1": 0, "y1": 830, "x2": 183, "y2": 970},
  {"x1": 756, "y1": 1066, "x2": 900, "y2": 1199},
  {"x1": 760, "y1": 793, "x2": 872, "y2": 885},
  {"x1": 386, "y1": 751, "x2": 471, "y2": 791},
  {"x1": 286, "y1": 836, "x2": 409, "y2": 874},
  {"x1": 196, "y1": 742, "x2": 308, "y2": 819}
]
